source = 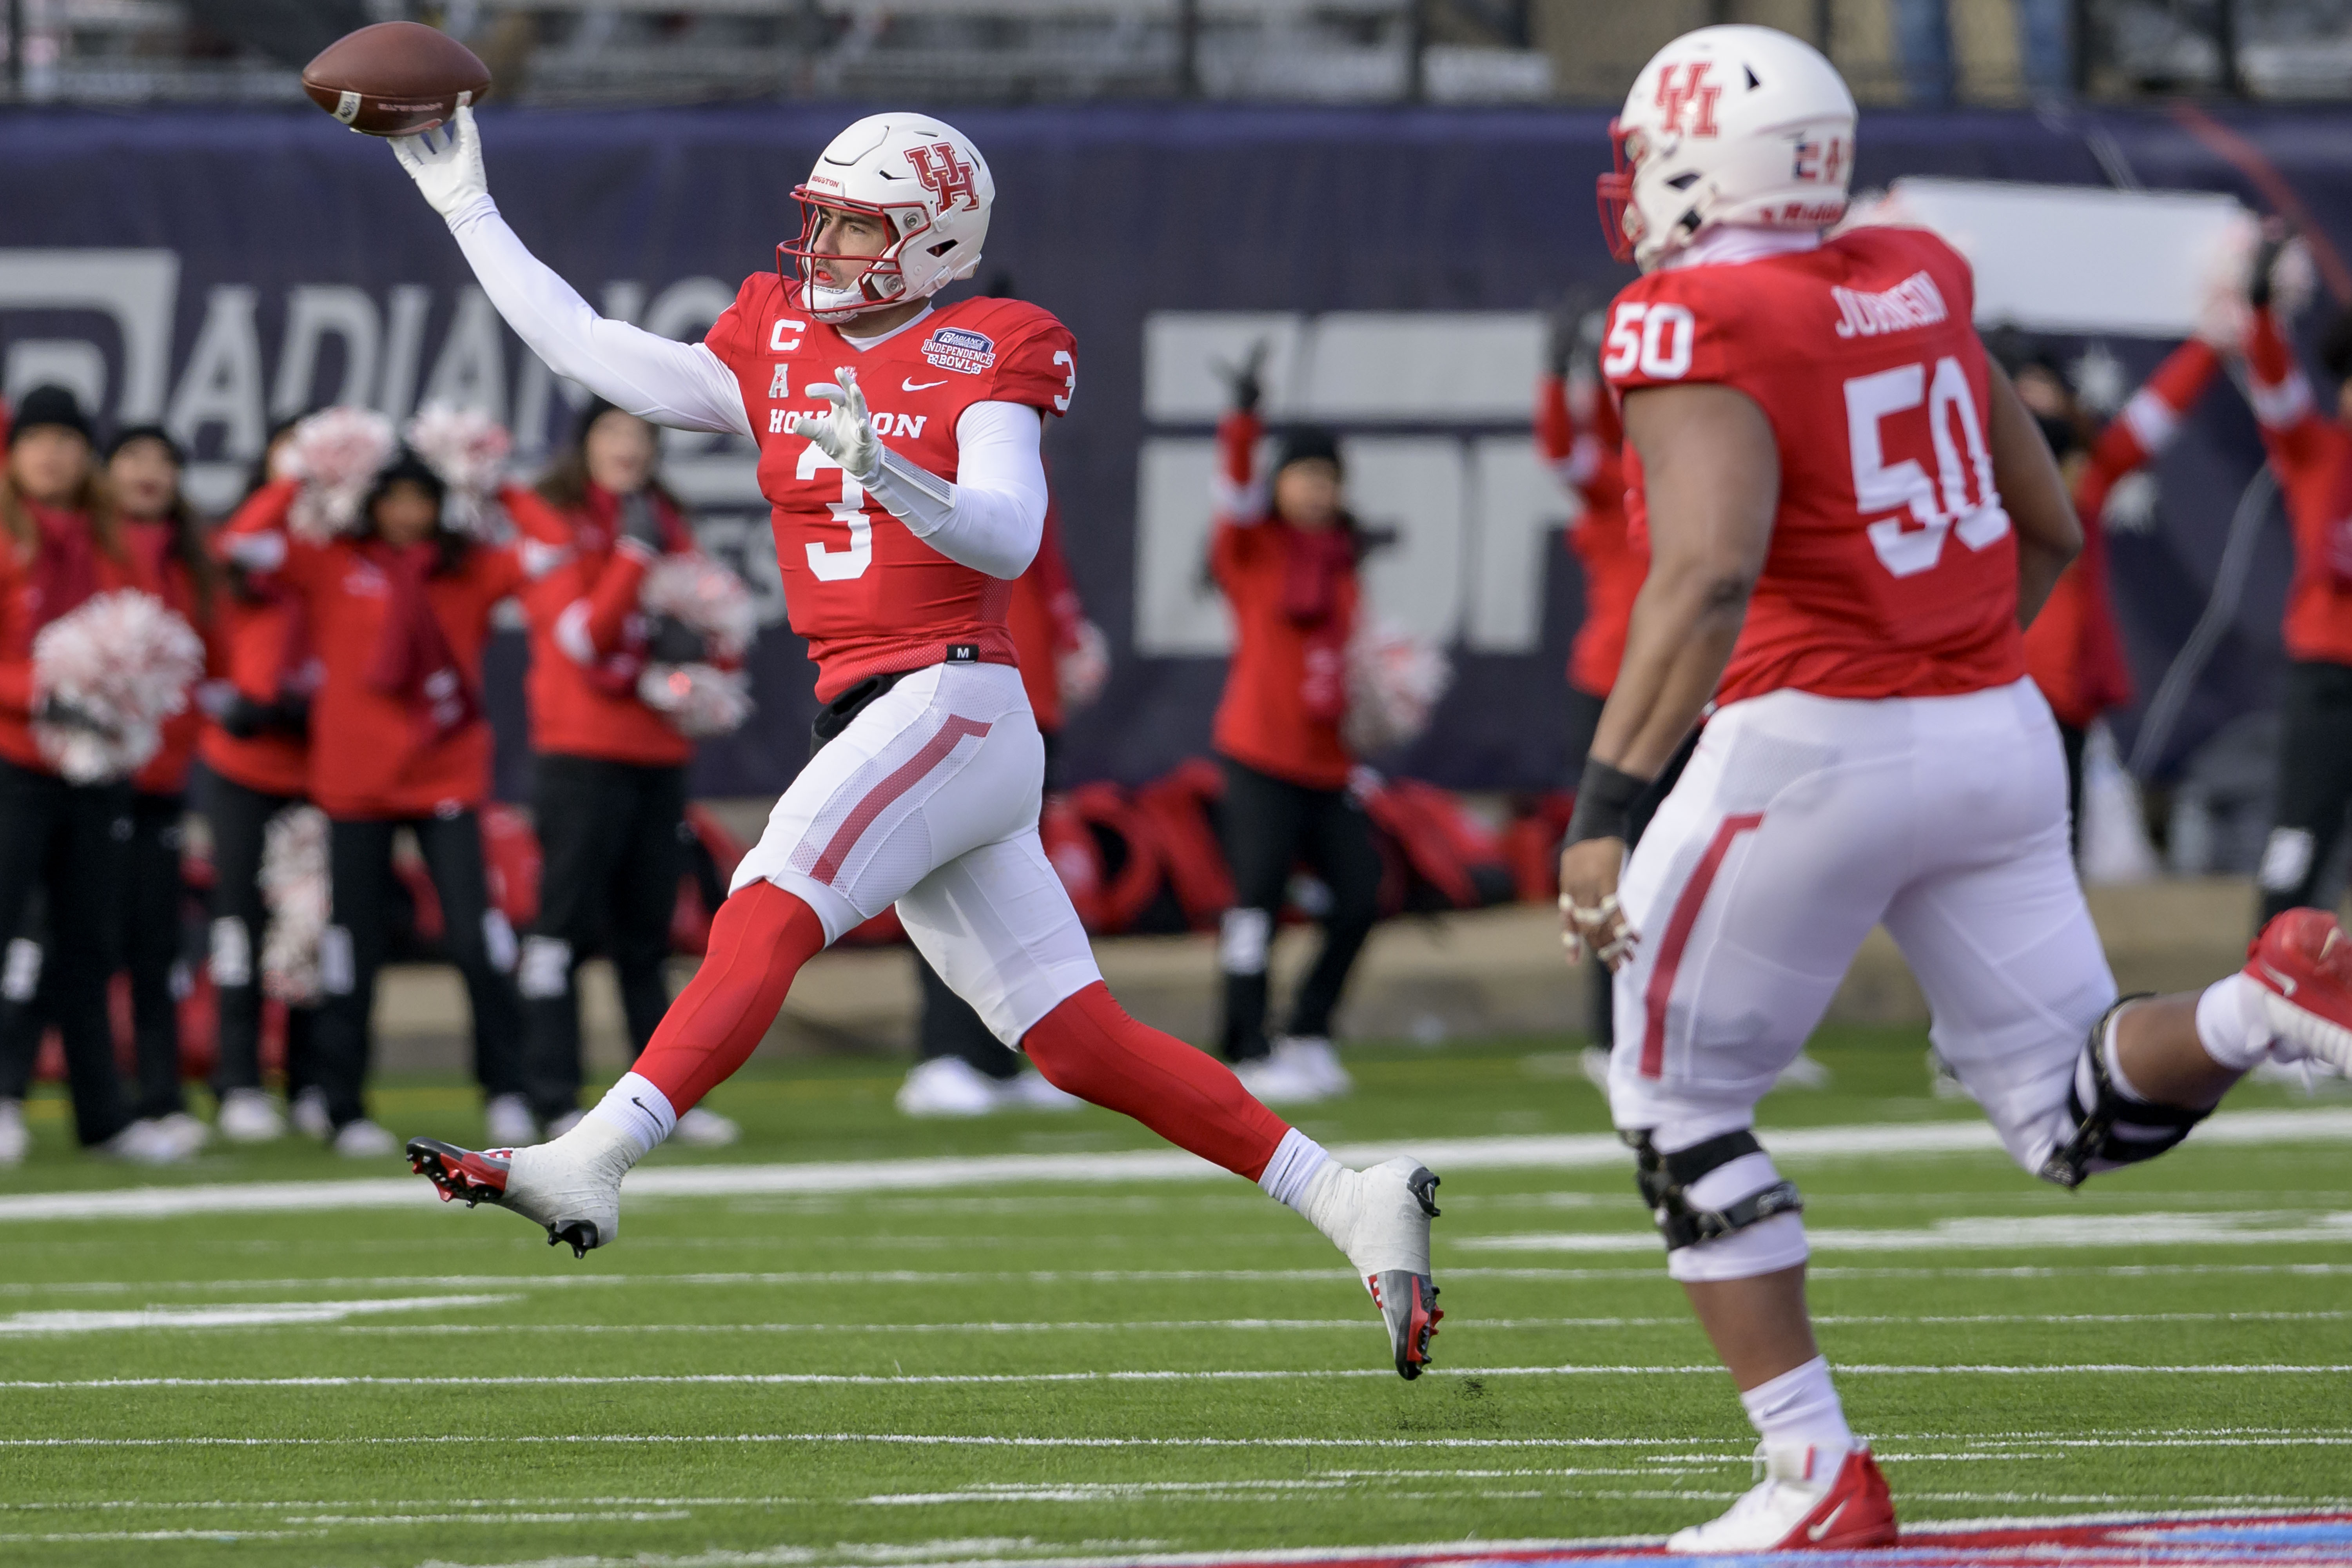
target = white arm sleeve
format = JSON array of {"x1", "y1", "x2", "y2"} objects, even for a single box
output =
[
  {"x1": 445, "y1": 196, "x2": 751, "y2": 439},
  {"x1": 860, "y1": 401, "x2": 1047, "y2": 581}
]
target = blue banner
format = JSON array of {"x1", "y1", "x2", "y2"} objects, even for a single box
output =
[{"x1": 0, "y1": 102, "x2": 2338, "y2": 795}]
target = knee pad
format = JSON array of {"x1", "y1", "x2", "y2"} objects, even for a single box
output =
[
  {"x1": 1626, "y1": 1127, "x2": 1804, "y2": 1251},
  {"x1": 1220, "y1": 907, "x2": 1272, "y2": 976},
  {"x1": 2039, "y1": 996, "x2": 2210, "y2": 1189},
  {"x1": 517, "y1": 935, "x2": 573, "y2": 1000},
  {"x1": 209, "y1": 917, "x2": 252, "y2": 989}
]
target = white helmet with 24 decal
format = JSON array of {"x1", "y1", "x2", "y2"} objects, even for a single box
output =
[
  {"x1": 784, "y1": 113, "x2": 996, "y2": 323},
  {"x1": 1598, "y1": 24, "x2": 1857, "y2": 272}
]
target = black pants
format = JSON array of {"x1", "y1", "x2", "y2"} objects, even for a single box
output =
[
  {"x1": 520, "y1": 755, "x2": 688, "y2": 1120},
  {"x1": 319, "y1": 811, "x2": 523, "y2": 1130},
  {"x1": 202, "y1": 771, "x2": 320, "y2": 1097},
  {"x1": 2260, "y1": 660, "x2": 2352, "y2": 924},
  {"x1": 0, "y1": 759, "x2": 134, "y2": 1146},
  {"x1": 1216, "y1": 756, "x2": 1382, "y2": 1063}
]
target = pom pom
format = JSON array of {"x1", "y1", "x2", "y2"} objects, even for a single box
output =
[
  {"x1": 31, "y1": 590, "x2": 205, "y2": 783},
  {"x1": 637, "y1": 662, "x2": 753, "y2": 739},
  {"x1": 640, "y1": 552, "x2": 759, "y2": 661},
  {"x1": 259, "y1": 804, "x2": 331, "y2": 1007},
  {"x1": 404, "y1": 403, "x2": 514, "y2": 535},
  {"x1": 281, "y1": 406, "x2": 398, "y2": 542},
  {"x1": 1342, "y1": 616, "x2": 1451, "y2": 757},
  {"x1": 1058, "y1": 618, "x2": 1111, "y2": 710}
]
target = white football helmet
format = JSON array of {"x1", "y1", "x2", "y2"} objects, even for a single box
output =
[
  {"x1": 1598, "y1": 24, "x2": 1857, "y2": 272},
  {"x1": 783, "y1": 113, "x2": 994, "y2": 323}
]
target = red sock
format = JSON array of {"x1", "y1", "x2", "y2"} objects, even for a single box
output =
[
  {"x1": 1021, "y1": 982, "x2": 1290, "y2": 1180},
  {"x1": 632, "y1": 881, "x2": 828, "y2": 1113}
]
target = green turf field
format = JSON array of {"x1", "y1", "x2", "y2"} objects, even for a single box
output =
[{"x1": 2, "y1": 1027, "x2": 2349, "y2": 1566}]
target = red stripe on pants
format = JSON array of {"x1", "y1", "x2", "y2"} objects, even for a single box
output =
[
  {"x1": 1640, "y1": 812, "x2": 1764, "y2": 1079},
  {"x1": 808, "y1": 715, "x2": 991, "y2": 886}
]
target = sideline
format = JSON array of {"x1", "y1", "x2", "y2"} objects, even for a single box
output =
[{"x1": 2, "y1": 1107, "x2": 2349, "y2": 1225}]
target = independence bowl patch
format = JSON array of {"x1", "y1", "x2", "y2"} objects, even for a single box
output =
[{"x1": 922, "y1": 326, "x2": 996, "y2": 374}]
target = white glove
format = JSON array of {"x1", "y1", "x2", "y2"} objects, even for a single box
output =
[
  {"x1": 391, "y1": 103, "x2": 490, "y2": 220},
  {"x1": 793, "y1": 367, "x2": 882, "y2": 483}
]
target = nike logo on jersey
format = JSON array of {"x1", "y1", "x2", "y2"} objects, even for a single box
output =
[
  {"x1": 902, "y1": 377, "x2": 948, "y2": 392},
  {"x1": 1807, "y1": 1500, "x2": 1848, "y2": 1542}
]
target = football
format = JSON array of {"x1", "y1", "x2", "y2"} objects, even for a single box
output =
[{"x1": 301, "y1": 21, "x2": 490, "y2": 138}]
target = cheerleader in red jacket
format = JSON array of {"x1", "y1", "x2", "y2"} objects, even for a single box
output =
[{"x1": 220, "y1": 412, "x2": 530, "y2": 1156}]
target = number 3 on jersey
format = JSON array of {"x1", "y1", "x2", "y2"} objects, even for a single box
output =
[
  {"x1": 1845, "y1": 355, "x2": 2009, "y2": 579},
  {"x1": 799, "y1": 441, "x2": 873, "y2": 582}
]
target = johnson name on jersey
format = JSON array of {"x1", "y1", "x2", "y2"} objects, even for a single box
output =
[
  {"x1": 1602, "y1": 225, "x2": 2026, "y2": 708},
  {"x1": 702, "y1": 286, "x2": 1078, "y2": 699}
]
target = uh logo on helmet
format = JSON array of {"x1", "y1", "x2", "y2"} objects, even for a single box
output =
[
  {"x1": 782, "y1": 113, "x2": 996, "y2": 323},
  {"x1": 1597, "y1": 24, "x2": 1857, "y2": 272}
]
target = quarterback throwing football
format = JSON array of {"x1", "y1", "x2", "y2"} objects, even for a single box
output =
[
  {"x1": 1563, "y1": 24, "x2": 2352, "y2": 1551},
  {"x1": 387, "y1": 110, "x2": 1442, "y2": 1379}
]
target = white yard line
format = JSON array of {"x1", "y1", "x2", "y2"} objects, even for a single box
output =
[
  {"x1": 1461, "y1": 1209, "x2": 2352, "y2": 1253},
  {"x1": 0, "y1": 1294, "x2": 517, "y2": 1335},
  {"x1": 4, "y1": 1107, "x2": 2348, "y2": 1223}
]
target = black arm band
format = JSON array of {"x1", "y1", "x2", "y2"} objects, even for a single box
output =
[{"x1": 1565, "y1": 757, "x2": 1651, "y2": 847}]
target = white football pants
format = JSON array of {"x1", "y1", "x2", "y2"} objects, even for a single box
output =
[
  {"x1": 1609, "y1": 678, "x2": 2116, "y2": 1278},
  {"x1": 731, "y1": 662, "x2": 1102, "y2": 1045}
]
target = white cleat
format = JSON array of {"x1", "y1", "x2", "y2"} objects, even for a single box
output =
[
  {"x1": 216, "y1": 1088, "x2": 287, "y2": 1143},
  {"x1": 673, "y1": 1106, "x2": 741, "y2": 1146},
  {"x1": 1665, "y1": 1442, "x2": 1896, "y2": 1553},
  {"x1": 289, "y1": 1086, "x2": 332, "y2": 1141},
  {"x1": 0, "y1": 1098, "x2": 28, "y2": 1165},
  {"x1": 1299, "y1": 1154, "x2": 1443, "y2": 1378},
  {"x1": 100, "y1": 1116, "x2": 205, "y2": 1165},
  {"x1": 1233, "y1": 1050, "x2": 1332, "y2": 1106},
  {"x1": 484, "y1": 1093, "x2": 537, "y2": 1148},
  {"x1": 407, "y1": 1117, "x2": 635, "y2": 1257},
  {"x1": 995, "y1": 1070, "x2": 1082, "y2": 1112},
  {"x1": 332, "y1": 1118, "x2": 399, "y2": 1159},
  {"x1": 1272, "y1": 1036, "x2": 1353, "y2": 1098},
  {"x1": 895, "y1": 1056, "x2": 1004, "y2": 1118}
]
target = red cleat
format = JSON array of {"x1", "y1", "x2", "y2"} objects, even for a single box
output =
[
  {"x1": 1665, "y1": 1443, "x2": 1897, "y2": 1553},
  {"x1": 2244, "y1": 909, "x2": 2352, "y2": 1074}
]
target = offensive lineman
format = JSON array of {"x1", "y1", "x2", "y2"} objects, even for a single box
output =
[
  {"x1": 385, "y1": 109, "x2": 1443, "y2": 1379},
  {"x1": 1561, "y1": 25, "x2": 2352, "y2": 1551}
]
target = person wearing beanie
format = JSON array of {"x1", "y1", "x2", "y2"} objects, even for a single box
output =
[
  {"x1": 0, "y1": 387, "x2": 202, "y2": 1167},
  {"x1": 1203, "y1": 367, "x2": 1383, "y2": 1108},
  {"x1": 505, "y1": 401, "x2": 740, "y2": 1147},
  {"x1": 215, "y1": 431, "x2": 531, "y2": 1157}
]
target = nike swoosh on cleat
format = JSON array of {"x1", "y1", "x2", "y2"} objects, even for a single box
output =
[
  {"x1": 1807, "y1": 1500, "x2": 1849, "y2": 1543},
  {"x1": 2260, "y1": 963, "x2": 2298, "y2": 997},
  {"x1": 902, "y1": 378, "x2": 948, "y2": 392}
]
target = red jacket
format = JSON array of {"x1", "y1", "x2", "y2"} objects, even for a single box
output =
[
  {"x1": 1008, "y1": 495, "x2": 1085, "y2": 737},
  {"x1": 198, "y1": 577, "x2": 312, "y2": 799},
  {"x1": 220, "y1": 480, "x2": 525, "y2": 820},
  {"x1": 1209, "y1": 410, "x2": 1357, "y2": 791},
  {"x1": 2022, "y1": 340, "x2": 2220, "y2": 729},
  {"x1": 1536, "y1": 374, "x2": 1647, "y2": 698},
  {"x1": 2247, "y1": 308, "x2": 2352, "y2": 668},
  {"x1": 122, "y1": 519, "x2": 220, "y2": 797},
  {"x1": 510, "y1": 484, "x2": 697, "y2": 768},
  {"x1": 0, "y1": 506, "x2": 158, "y2": 775}
]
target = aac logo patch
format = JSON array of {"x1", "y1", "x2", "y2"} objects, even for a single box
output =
[{"x1": 922, "y1": 326, "x2": 996, "y2": 375}]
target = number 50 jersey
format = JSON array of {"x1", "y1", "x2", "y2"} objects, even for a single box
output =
[
  {"x1": 704, "y1": 284, "x2": 1078, "y2": 702},
  {"x1": 1602, "y1": 225, "x2": 2025, "y2": 707}
]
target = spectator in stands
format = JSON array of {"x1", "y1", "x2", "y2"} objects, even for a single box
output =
[
  {"x1": 218, "y1": 427, "x2": 530, "y2": 1156},
  {"x1": 2243, "y1": 282, "x2": 2352, "y2": 926},
  {"x1": 1995, "y1": 327, "x2": 2229, "y2": 844},
  {"x1": 896, "y1": 490, "x2": 1102, "y2": 1118},
  {"x1": 0, "y1": 387, "x2": 202, "y2": 1165},
  {"x1": 507, "y1": 400, "x2": 740, "y2": 1147},
  {"x1": 1535, "y1": 309, "x2": 1647, "y2": 1057},
  {"x1": 201, "y1": 416, "x2": 325, "y2": 1143},
  {"x1": 1205, "y1": 368, "x2": 1381, "y2": 1105}
]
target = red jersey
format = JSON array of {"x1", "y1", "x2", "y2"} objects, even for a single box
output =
[
  {"x1": 699, "y1": 287, "x2": 1077, "y2": 702},
  {"x1": 1208, "y1": 410, "x2": 1358, "y2": 791},
  {"x1": 122, "y1": 519, "x2": 219, "y2": 797},
  {"x1": 1536, "y1": 374, "x2": 1646, "y2": 697},
  {"x1": 0, "y1": 512, "x2": 158, "y2": 775},
  {"x1": 1604, "y1": 227, "x2": 2025, "y2": 707},
  {"x1": 2246, "y1": 307, "x2": 2352, "y2": 667},
  {"x1": 221, "y1": 481, "x2": 525, "y2": 820},
  {"x1": 198, "y1": 583, "x2": 312, "y2": 799},
  {"x1": 509, "y1": 484, "x2": 696, "y2": 769},
  {"x1": 2024, "y1": 339, "x2": 2221, "y2": 728}
]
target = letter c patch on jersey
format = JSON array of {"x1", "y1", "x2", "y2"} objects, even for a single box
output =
[{"x1": 770, "y1": 319, "x2": 806, "y2": 352}]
